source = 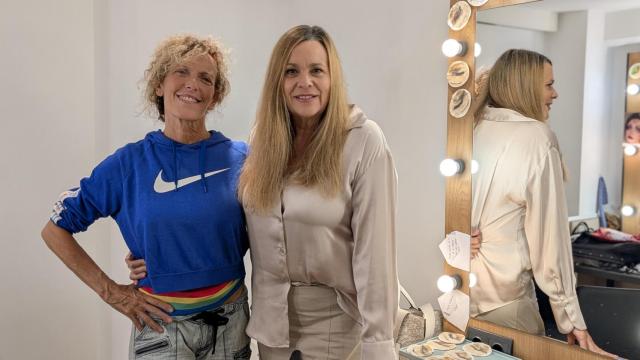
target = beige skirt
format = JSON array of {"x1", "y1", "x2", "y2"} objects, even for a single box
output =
[
  {"x1": 474, "y1": 296, "x2": 545, "y2": 336},
  {"x1": 258, "y1": 284, "x2": 361, "y2": 360}
]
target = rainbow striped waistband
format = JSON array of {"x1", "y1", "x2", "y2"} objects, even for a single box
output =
[{"x1": 139, "y1": 278, "x2": 243, "y2": 316}]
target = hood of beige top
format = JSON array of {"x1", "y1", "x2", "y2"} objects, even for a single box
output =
[{"x1": 347, "y1": 104, "x2": 367, "y2": 130}]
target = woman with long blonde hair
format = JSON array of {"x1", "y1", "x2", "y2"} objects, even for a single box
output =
[
  {"x1": 239, "y1": 25, "x2": 399, "y2": 360},
  {"x1": 471, "y1": 49, "x2": 613, "y2": 358}
]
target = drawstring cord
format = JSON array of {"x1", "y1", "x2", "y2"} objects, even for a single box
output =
[
  {"x1": 191, "y1": 309, "x2": 228, "y2": 354},
  {"x1": 172, "y1": 142, "x2": 178, "y2": 191},
  {"x1": 199, "y1": 142, "x2": 208, "y2": 193}
]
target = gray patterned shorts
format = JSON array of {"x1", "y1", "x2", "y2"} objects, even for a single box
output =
[{"x1": 129, "y1": 293, "x2": 251, "y2": 360}]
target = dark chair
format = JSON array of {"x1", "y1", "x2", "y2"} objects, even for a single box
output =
[{"x1": 577, "y1": 285, "x2": 640, "y2": 359}]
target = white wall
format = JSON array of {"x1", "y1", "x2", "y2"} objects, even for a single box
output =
[
  {"x1": 476, "y1": 23, "x2": 546, "y2": 70},
  {"x1": 605, "y1": 8, "x2": 640, "y2": 46},
  {"x1": 0, "y1": 1, "x2": 108, "y2": 359},
  {"x1": 478, "y1": 6, "x2": 558, "y2": 32},
  {"x1": 544, "y1": 11, "x2": 589, "y2": 216},
  {"x1": 2, "y1": 1, "x2": 450, "y2": 358},
  {"x1": 579, "y1": 10, "x2": 609, "y2": 217}
]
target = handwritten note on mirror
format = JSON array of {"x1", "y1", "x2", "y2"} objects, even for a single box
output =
[{"x1": 440, "y1": 231, "x2": 471, "y2": 271}]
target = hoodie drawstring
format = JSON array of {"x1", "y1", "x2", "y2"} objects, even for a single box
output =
[
  {"x1": 169, "y1": 135, "x2": 208, "y2": 193},
  {"x1": 172, "y1": 142, "x2": 179, "y2": 192},
  {"x1": 199, "y1": 142, "x2": 208, "y2": 193}
]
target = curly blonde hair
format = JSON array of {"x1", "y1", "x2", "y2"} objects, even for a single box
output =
[{"x1": 143, "y1": 34, "x2": 230, "y2": 121}]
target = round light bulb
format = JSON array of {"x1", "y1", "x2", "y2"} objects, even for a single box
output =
[
  {"x1": 624, "y1": 144, "x2": 638, "y2": 156},
  {"x1": 474, "y1": 42, "x2": 482, "y2": 57},
  {"x1": 622, "y1": 205, "x2": 636, "y2": 217},
  {"x1": 469, "y1": 273, "x2": 477, "y2": 288},
  {"x1": 440, "y1": 158, "x2": 464, "y2": 177},
  {"x1": 442, "y1": 39, "x2": 465, "y2": 58},
  {"x1": 471, "y1": 159, "x2": 479, "y2": 174},
  {"x1": 628, "y1": 84, "x2": 640, "y2": 95},
  {"x1": 437, "y1": 274, "x2": 460, "y2": 293}
]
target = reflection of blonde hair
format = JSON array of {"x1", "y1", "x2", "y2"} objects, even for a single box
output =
[
  {"x1": 474, "y1": 49, "x2": 551, "y2": 123},
  {"x1": 239, "y1": 25, "x2": 350, "y2": 212},
  {"x1": 475, "y1": 49, "x2": 568, "y2": 180},
  {"x1": 143, "y1": 34, "x2": 230, "y2": 121}
]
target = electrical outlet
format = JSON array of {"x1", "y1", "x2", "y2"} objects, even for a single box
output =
[{"x1": 466, "y1": 327, "x2": 514, "y2": 355}]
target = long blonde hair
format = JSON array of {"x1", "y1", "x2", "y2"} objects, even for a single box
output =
[
  {"x1": 474, "y1": 49, "x2": 551, "y2": 122},
  {"x1": 238, "y1": 25, "x2": 350, "y2": 212},
  {"x1": 474, "y1": 49, "x2": 568, "y2": 179}
]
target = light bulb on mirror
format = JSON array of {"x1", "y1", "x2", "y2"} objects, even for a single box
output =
[
  {"x1": 439, "y1": 158, "x2": 464, "y2": 177},
  {"x1": 442, "y1": 39, "x2": 467, "y2": 58},
  {"x1": 628, "y1": 84, "x2": 640, "y2": 96},
  {"x1": 474, "y1": 42, "x2": 482, "y2": 57},
  {"x1": 624, "y1": 144, "x2": 638, "y2": 156},
  {"x1": 622, "y1": 205, "x2": 636, "y2": 217},
  {"x1": 471, "y1": 159, "x2": 479, "y2": 174},
  {"x1": 437, "y1": 274, "x2": 461, "y2": 293},
  {"x1": 469, "y1": 273, "x2": 477, "y2": 288}
]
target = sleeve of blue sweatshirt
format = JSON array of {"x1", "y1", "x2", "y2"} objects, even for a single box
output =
[{"x1": 50, "y1": 151, "x2": 124, "y2": 234}]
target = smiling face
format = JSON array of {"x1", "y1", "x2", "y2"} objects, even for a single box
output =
[
  {"x1": 283, "y1": 40, "x2": 331, "y2": 124},
  {"x1": 155, "y1": 54, "x2": 218, "y2": 124},
  {"x1": 541, "y1": 62, "x2": 558, "y2": 121},
  {"x1": 626, "y1": 118, "x2": 640, "y2": 144}
]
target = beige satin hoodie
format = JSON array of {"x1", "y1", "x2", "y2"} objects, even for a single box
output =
[
  {"x1": 245, "y1": 105, "x2": 399, "y2": 359},
  {"x1": 470, "y1": 107, "x2": 586, "y2": 334}
]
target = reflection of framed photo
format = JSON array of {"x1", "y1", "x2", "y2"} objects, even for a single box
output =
[
  {"x1": 447, "y1": 61, "x2": 470, "y2": 88},
  {"x1": 448, "y1": 1, "x2": 471, "y2": 31},
  {"x1": 630, "y1": 63, "x2": 640, "y2": 80},
  {"x1": 625, "y1": 113, "x2": 640, "y2": 144}
]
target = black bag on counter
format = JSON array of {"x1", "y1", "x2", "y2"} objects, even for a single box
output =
[{"x1": 572, "y1": 231, "x2": 640, "y2": 267}]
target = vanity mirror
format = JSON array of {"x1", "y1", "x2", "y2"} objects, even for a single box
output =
[{"x1": 442, "y1": 0, "x2": 640, "y2": 358}]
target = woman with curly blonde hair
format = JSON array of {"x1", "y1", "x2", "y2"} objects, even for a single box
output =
[
  {"x1": 42, "y1": 34, "x2": 251, "y2": 359},
  {"x1": 239, "y1": 25, "x2": 399, "y2": 360}
]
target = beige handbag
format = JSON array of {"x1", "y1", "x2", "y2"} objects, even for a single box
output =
[
  {"x1": 395, "y1": 284, "x2": 442, "y2": 348},
  {"x1": 345, "y1": 284, "x2": 442, "y2": 360}
]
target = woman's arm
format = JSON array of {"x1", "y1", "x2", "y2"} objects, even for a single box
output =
[
  {"x1": 350, "y1": 123, "x2": 399, "y2": 360},
  {"x1": 524, "y1": 147, "x2": 615, "y2": 358},
  {"x1": 41, "y1": 221, "x2": 173, "y2": 332}
]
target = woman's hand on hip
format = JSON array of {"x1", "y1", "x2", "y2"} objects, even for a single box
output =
[{"x1": 102, "y1": 281, "x2": 173, "y2": 333}]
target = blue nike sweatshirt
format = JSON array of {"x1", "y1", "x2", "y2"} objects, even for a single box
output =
[{"x1": 51, "y1": 130, "x2": 249, "y2": 293}]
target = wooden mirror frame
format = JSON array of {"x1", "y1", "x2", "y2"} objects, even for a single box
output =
[
  {"x1": 622, "y1": 52, "x2": 640, "y2": 234},
  {"x1": 442, "y1": 1, "x2": 607, "y2": 358}
]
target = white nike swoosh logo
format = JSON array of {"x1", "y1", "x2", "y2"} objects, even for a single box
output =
[{"x1": 153, "y1": 168, "x2": 230, "y2": 193}]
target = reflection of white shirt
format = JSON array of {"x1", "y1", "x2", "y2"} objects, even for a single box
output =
[
  {"x1": 244, "y1": 106, "x2": 399, "y2": 359},
  {"x1": 471, "y1": 107, "x2": 586, "y2": 334}
]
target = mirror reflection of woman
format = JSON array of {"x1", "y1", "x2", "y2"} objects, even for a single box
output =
[
  {"x1": 470, "y1": 49, "x2": 614, "y2": 358},
  {"x1": 625, "y1": 113, "x2": 640, "y2": 144}
]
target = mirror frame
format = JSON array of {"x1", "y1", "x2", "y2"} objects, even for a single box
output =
[{"x1": 622, "y1": 52, "x2": 640, "y2": 233}]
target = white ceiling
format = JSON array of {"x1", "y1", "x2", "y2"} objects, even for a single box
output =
[{"x1": 523, "y1": 0, "x2": 640, "y2": 12}]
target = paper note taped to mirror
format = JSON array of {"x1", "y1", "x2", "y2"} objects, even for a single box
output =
[{"x1": 440, "y1": 231, "x2": 471, "y2": 271}]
